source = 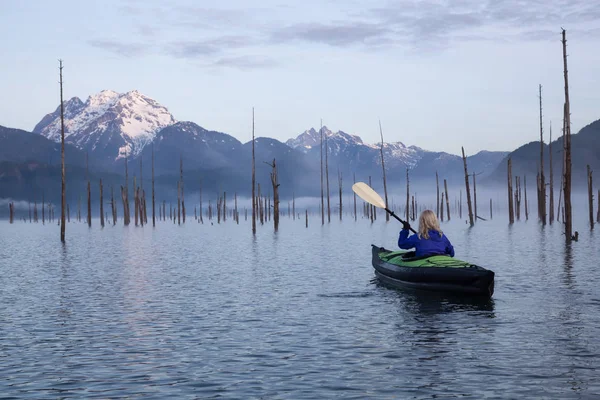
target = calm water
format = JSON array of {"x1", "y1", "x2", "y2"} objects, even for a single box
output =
[{"x1": 0, "y1": 214, "x2": 599, "y2": 399}]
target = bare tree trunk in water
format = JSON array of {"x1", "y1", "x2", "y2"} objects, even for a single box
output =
[
  {"x1": 325, "y1": 128, "x2": 331, "y2": 223},
  {"x1": 561, "y1": 29, "x2": 573, "y2": 242},
  {"x1": 252, "y1": 108, "x2": 256, "y2": 234},
  {"x1": 508, "y1": 158, "x2": 514, "y2": 224},
  {"x1": 353, "y1": 173, "x2": 357, "y2": 221},
  {"x1": 436, "y1": 171, "x2": 440, "y2": 218},
  {"x1": 587, "y1": 165, "x2": 594, "y2": 229},
  {"x1": 152, "y1": 144, "x2": 155, "y2": 227},
  {"x1": 320, "y1": 120, "x2": 324, "y2": 226},
  {"x1": 100, "y1": 179, "x2": 104, "y2": 227},
  {"x1": 379, "y1": 120, "x2": 389, "y2": 222},
  {"x1": 462, "y1": 147, "x2": 474, "y2": 226},
  {"x1": 59, "y1": 60, "x2": 66, "y2": 242},
  {"x1": 548, "y1": 123, "x2": 554, "y2": 224},
  {"x1": 444, "y1": 179, "x2": 450, "y2": 221}
]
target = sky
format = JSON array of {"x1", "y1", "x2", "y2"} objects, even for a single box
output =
[{"x1": 0, "y1": 0, "x2": 599, "y2": 155}]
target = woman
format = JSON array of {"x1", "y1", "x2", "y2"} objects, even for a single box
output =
[{"x1": 398, "y1": 209, "x2": 454, "y2": 258}]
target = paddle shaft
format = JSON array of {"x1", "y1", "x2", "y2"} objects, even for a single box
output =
[{"x1": 385, "y1": 207, "x2": 417, "y2": 234}]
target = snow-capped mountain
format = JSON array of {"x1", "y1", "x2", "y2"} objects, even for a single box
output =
[
  {"x1": 286, "y1": 126, "x2": 424, "y2": 170},
  {"x1": 286, "y1": 126, "x2": 364, "y2": 151},
  {"x1": 33, "y1": 90, "x2": 176, "y2": 163}
]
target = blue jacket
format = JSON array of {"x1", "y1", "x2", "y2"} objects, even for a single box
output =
[{"x1": 398, "y1": 229, "x2": 455, "y2": 258}]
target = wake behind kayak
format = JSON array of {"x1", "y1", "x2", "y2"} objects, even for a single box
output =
[{"x1": 371, "y1": 245, "x2": 495, "y2": 297}]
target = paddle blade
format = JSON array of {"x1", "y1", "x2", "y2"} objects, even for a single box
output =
[{"x1": 352, "y1": 182, "x2": 386, "y2": 209}]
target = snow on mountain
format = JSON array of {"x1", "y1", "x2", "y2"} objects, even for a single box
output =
[
  {"x1": 286, "y1": 126, "x2": 423, "y2": 168},
  {"x1": 33, "y1": 90, "x2": 176, "y2": 161},
  {"x1": 371, "y1": 141, "x2": 423, "y2": 169},
  {"x1": 286, "y1": 126, "x2": 364, "y2": 152}
]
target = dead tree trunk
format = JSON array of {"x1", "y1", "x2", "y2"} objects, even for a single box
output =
[
  {"x1": 59, "y1": 60, "x2": 66, "y2": 242},
  {"x1": 223, "y1": 192, "x2": 226, "y2": 222},
  {"x1": 252, "y1": 108, "x2": 256, "y2": 234},
  {"x1": 524, "y1": 175, "x2": 529, "y2": 220},
  {"x1": 353, "y1": 173, "x2": 357, "y2": 221},
  {"x1": 293, "y1": 192, "x2": 296, "y2": 221},
  {"x1": 121, "y1": 186, "x2": 128, "y2": 225},
  {"x1": 124, "y1": 157, "x2": 130, "y2": 225},
  {"x1": 538, "y1": 84, "x2": 547, "y2": 225},
  {"x1": 152, "y1": 144, "x2": 155, "y2": 227},
  {"x1": 440, "y1": 192, "x2": 445, "y2": 221},
  {"x1": 562, "y1": 29, "x2": 573, "y2": 242},
  {"x1": 325, "y1": 129, "x2": 331, "y2": 223},
  {"x1": 217, "y1": 196, "x2": 222, "y2": 224},
  {"x1": 473, "y1": 172, "x2": 478, "y2": 221},
  {"x1": 405, "y1": 169, "x2": 410, "y2": 222},
  {"x1": 462, "y1": 147, "x2": 474, "y2": 226},
  {"x1": 436, "y1": 171, "x2": 440, "y2": 218},
  {"x1": 177, "y1": 180, "x2": 181, "y2": 225},
  {"x1": 444, "y1": 179, "x2": 450, "y2": 221},
  {"x1": 134, "y1": 176, "x2": 139, "y2": 226},
  {"x1": 266, "y1": 159, "x2": 280, "y2": 231},
  {"x1": 490, "y1": 198, "x2": 493, "y2": 220},
  {"x1": 320, "y1": 120, "x2": 324, "y2": 226},
  {"x1": 100, "y1": 179, "x2": 104, "y2": 227},
  {"x1": 588, "y1": 165, "x2": 594, "y2": 229},
  {"x1": 508, "y1": 158, "x2": 514, "y2": 224},
  {"x1": 338, "y1": 170, "x2": 343, "y2": 221},
  {"x1": 549, "y1": 123, "x2": 554, "y2": 224},
  {"x1": 111, "y1": 186, "x2": 116, "y2": 225},
  {"x1": 86, "y1": 154, "x2": 91, "y2": 227},
  {"x1": 597, "y1": 189, "x2": 599, "y2": 223},
  {"x1": 379, "y1": 120, "x2": 389, "y2": 222},
  {"x1": 235, "y1": 192, "x2": 238, "y2": 224},
  {"x1": 199, "y1": 179, "x2": 204, "y2": 224},
  {"x1": 140, "y1": 190, "x2": 145, "y2": 227},
  {"x1": 180, "y1": 156, "x2": 185, "y2": 224},
  {"x1": 9, "y1": 203, "x2": 14, "y2": 224},
  {"x1": 258, "y1": 183, "x2": 263, "y2": 225},
  {"x1": 515, "y1": 176, "x2": 520, "y2": 221}
]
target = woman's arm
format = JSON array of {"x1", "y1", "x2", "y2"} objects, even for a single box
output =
[
  {"x1": 444, "y1": 236, "x2": 455, "y2": 257},
  {"x1": 398, "y1": 229, "x2": 418, "y2": 249}
]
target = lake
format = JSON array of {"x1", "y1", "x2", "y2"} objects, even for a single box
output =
[{"x1": 0, "y1": 212, "x2": 598, "y2": 398}]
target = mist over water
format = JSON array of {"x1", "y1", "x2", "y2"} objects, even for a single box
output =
[{"x1": 0, "y1": 208, "x2": 598, "y2": 398}]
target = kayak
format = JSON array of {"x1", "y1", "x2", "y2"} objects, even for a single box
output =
[{"x1": 371, "y1": 245, "x2": 495, "y2": 297}]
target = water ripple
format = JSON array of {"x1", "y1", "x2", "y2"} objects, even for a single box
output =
[{"x1": 0, "y1": 217, "x2": 598, "y2": 398}]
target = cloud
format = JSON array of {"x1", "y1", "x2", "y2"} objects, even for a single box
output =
[
  {"x1": 166, "y1": 36, "x2": 258, "y2": 59},
  {"x1": 89, "y1": 1, "x2": 600, "y2": 63},
  {"x1": 363, "y1": 0, "x2": 600, "y2": 48},
  {"x1": 213, "y1": 55, "x2": 278, "y2": 70},
  {"x1": 88, "y1": 40, "x2": 150, "y2": 57},
  {"x1": 272, "y1": 22, "x2": 391, "y2": 47}
]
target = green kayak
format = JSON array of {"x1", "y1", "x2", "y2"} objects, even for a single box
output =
[{"x1": 372, "y1": 245, "x2": 495, "y2": 297}]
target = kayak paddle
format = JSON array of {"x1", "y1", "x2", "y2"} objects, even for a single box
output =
[{"x1": 351, "y1": 182, "x2": 417, "y2": 234}]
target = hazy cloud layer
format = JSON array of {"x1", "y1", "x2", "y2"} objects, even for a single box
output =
[
  {"x1": 91, "y1": 0, "x2": 600, "y2": 65},
  {"x1": 88, "y1": 40, "x2": 150, "y2": 57}
]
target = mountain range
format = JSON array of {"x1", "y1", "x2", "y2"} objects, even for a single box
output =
[{"x1": 1, "y1": 89, "x2": 598, "y2": 208}]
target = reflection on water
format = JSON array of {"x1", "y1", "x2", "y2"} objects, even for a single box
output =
[{"x1": 0, "y1": 215, "x2": 599, "y2": 398}]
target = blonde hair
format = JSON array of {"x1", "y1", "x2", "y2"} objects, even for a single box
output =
[{"x1": 418, "y1": 209, "x2": 443, "y2": 239}]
